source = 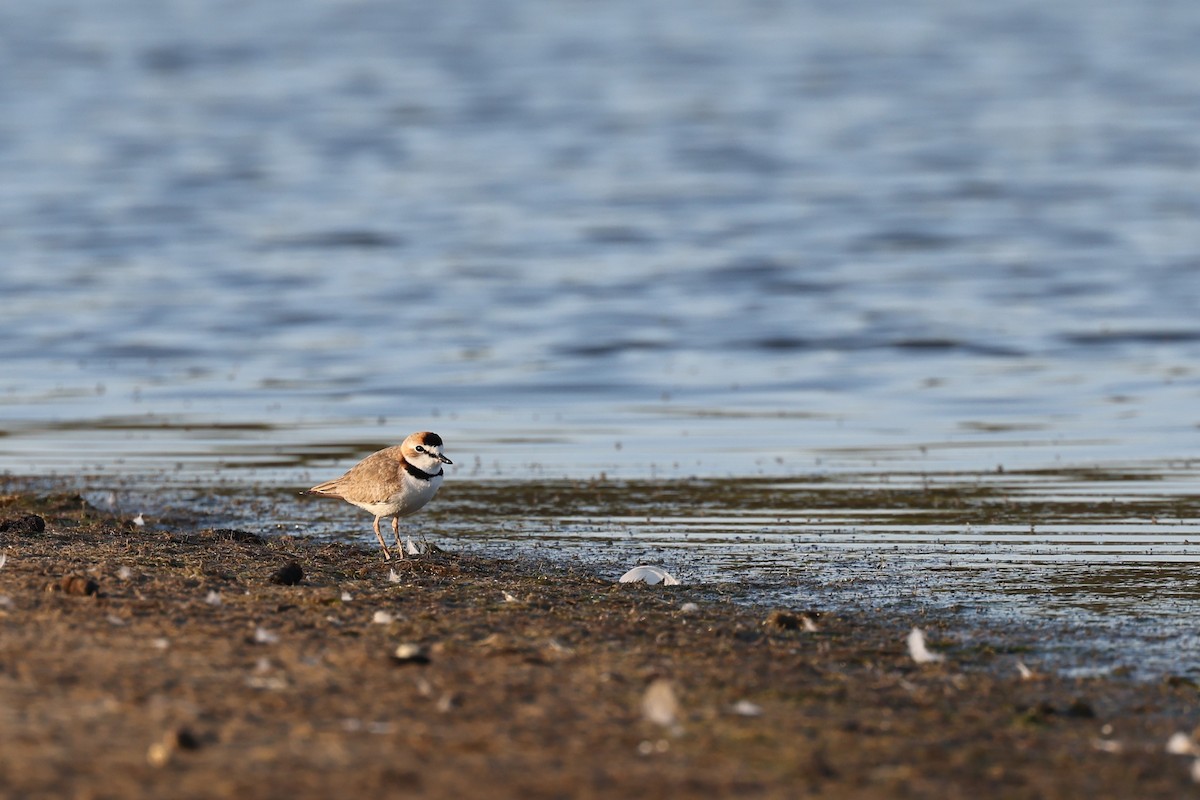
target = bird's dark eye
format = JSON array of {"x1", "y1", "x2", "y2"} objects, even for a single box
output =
[{"x1": 415, "y1": 445, "x2": 425, "y2": 453}]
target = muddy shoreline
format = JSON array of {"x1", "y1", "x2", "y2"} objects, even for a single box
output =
[{"x1": 2, "y1": 488, "x2": 1199, "y2": 798}]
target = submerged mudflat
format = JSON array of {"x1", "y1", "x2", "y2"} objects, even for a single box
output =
[{"x1": 2, "y1": 488, "x2": 1200, "y2": 798}]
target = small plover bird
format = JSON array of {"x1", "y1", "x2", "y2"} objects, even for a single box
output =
[{"x1": 302, "y1": 431, "x2": 452, "y2": 560}]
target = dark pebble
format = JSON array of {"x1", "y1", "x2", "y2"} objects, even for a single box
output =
[
  {"x1": 0, "y1": 514, "x2": 46, "y2": 534},
  {"x1": 59, "y1": 574, "x2": 100, "y2": 596},
  {"x1": 270, "y1": 561, "x2": 304, "y2": 586},
  {"x1": 173, "y1": 727, "x2": 202, "y2": 750},
  {"x1": 1064, "y1": 698, "x2": 1096, "y2": 718},
  {"x1": 765, "y1": 610, "x2": 816, "y2": 630}
]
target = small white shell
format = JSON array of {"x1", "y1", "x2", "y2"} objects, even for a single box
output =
[
  {"x1": 619, "y1": 566, "x2": 680, "y2": 586},
  {"x1": 731, "y1": 699, "x2": 763, "y2": 717}
]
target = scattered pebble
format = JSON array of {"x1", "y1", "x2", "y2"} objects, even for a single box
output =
[
  {"x1": 637, "y1": 739, "x2": 671, "y2": 756},
  {"x1": 1064, "y1": 699, "x2": 1095, "y2": 718},
  {"x1": 619, "y1": 566, "x2": 680, "y2": 586},
  {"x1": 106, "y1": 615, "x2": 126, "y2": 627},
  {"x1": 341, "y1": 591, "x2": 353, "y2": 602},
  {"x1": 147, "y1": 727, "x2": 201, "y2": 766},
  {"x1": 0, "y1": 554, "x2": 7, "y2": 570},
  {"x1": 269, "y1": 561, "x2": 304, "y2": 586},
  {"x1": 152, "y1": 638, "x2": 171, "y2": 650},
  {"x1": 0, "y1": 595, "x2": 12, "y2": 610},
  {"x1": 0, "y1": 514, "x2": 45, "y2": 534},
  {"x1": 731, "y1": 699, "x2": 764, "y2": 717},
  {"x1": 146, "y1": 742, "x2": 171, "y2": 767},
  {"x1": 58, "y1": 574, "x2": 100, "y2": 597},
  {"x1": 1191, "y1": 759, "x2": 1200, "y2": 784},
  {"x1": 642, "y1": 678, "x2": 680, "y2": 728},
  {"x1": 132, "y1": 513, "x2": 145, "y2": 527},
  {"x1": 502, "y1": 591, "x2": 520, "y2": 603},
  {"x1": 117, "y1": 565, "x2": 133, "y2": 580},
  {"x1": 1016, "y1": 660, "x2": 1036, "y2": 680},
  {"x1": 253, "y1": 626, "x2": 279, "y2": 644},
  {"x1": 765, "y1": 610, "x2": 818, "y2": 632},
  {"x1": 1168, "y1": 732, "x2": 1200, "y2": 756},
  {"x1": 680, "y1": 602, "x2": 699, "y2": 613},
  {"x1": 391, "y1": 643, "x2": 430, "y2": 665},
  {"x1": 245, "y1": 676, "x2": 288, "y2": 691},
  {"x1": 907, "y1": 627, "x2": 945, "y2": 664},
  {"x1": 205, "y1": 590, "x2": 222, "y2": 606},
  {"x1": 373, "y1": 610, "x2": 395, "y2": 625},
  {"x1": 175, "y1": 728, "x2": 200, "y2": 749},
  {"x1": 387, "y1": 569, "x2": 402, "y2": 583}
]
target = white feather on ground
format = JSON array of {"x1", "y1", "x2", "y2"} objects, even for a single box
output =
[{"x1": 907, "y1": 627, "x2": 945, "y2": 664}]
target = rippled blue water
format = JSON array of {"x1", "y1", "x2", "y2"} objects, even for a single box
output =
[{"x1": 3, "y1": 0, "x2": 1199, "y2": 482}]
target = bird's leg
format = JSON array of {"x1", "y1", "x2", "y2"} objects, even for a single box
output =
[
  {"x1": 391, "y1": 516, "x2": 406, "y2": 555},
  {"x1": 373, "y1": 516, "x2": 393, "y2": 561}
]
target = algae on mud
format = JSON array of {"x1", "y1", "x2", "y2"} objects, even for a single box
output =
[{"x1": 2, "y1": 488, "x2": 1200, "y2": 798}]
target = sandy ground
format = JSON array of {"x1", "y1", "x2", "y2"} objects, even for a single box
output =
[{"x1": 2, "y1": 489, "x2": 1199, "y2": 799}]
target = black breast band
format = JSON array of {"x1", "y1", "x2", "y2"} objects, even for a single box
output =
[{"x1": 402, "y1": 459, "x2": 443, "y2": 482}]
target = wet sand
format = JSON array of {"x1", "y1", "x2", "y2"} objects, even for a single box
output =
[{"x1": 2, "y1": 488, "x2": 1198, "y2": 799}]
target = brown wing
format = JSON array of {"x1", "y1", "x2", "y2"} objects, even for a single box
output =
[{"x1": 304, "y1": 445, "x2": 406, "y2": 503}]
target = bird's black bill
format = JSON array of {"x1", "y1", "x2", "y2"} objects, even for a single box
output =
[{"x1": 438, "y1": 454, "x2": 453, "y2": 464}]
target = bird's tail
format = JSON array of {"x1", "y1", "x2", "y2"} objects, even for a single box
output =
[{"x1": 301, "y1": 480, "x2": 343, "y2": 498}]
